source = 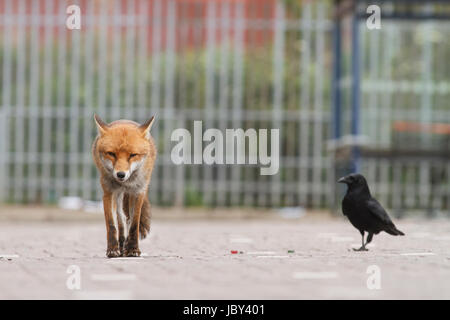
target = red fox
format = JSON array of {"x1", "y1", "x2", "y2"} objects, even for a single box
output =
[{"x1": 92, "y1": 115, "x2": 157, "y2": 257}]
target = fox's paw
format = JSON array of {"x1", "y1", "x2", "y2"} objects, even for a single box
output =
[
  {"x1": 106, "y1": 248, "x2": 121, "y2": 258},
  {"x1": 124, "y1": 247, "x2": 141, "y2": 257},
  {"x1": 119, "y1": 239, "x2": 126, "y2": 257}
]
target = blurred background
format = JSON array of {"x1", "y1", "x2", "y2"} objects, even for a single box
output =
[{"x1": 0, "y1": 0, "x2": 449, "y2": 217}]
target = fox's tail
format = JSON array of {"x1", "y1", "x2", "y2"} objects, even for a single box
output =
[
  {"x1": 385, "y1": 225, "x2": 405, "y2": 236},
  {"x1": 123, "y1": 193, "x2": 152, "y2": 240},
  {"x1": 138, "y1": 197, "x2": 151, "y2": 239}
]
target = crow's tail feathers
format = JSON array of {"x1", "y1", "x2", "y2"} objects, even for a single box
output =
[{"x1": 385, "y1": 225, "x2": 405, "y2": 236}]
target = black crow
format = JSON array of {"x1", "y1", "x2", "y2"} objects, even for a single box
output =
[{"x1": 338, "y1": 173, "x2": 405, "y2": 251}]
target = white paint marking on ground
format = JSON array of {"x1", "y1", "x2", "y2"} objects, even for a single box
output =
[
  {"x1": 106, "y1": 257, "x2": 144, "y2": 261},
  {"x1": 293, "y1": 272, "x2": 339, "y2": 280},
  {"x1": 433, "y1": 236, "x2": 450, "y2": 241},
  {"x1": 331, "y1": 236, "x2": 354, "y2": 242},
  {"x1": 230, "y1": 238, "x2": 253, "y2": 243},
  {"x1": 73, "y1": 290, "x2": 134, "y2": 300},
  {"x1": 0, "y1": 254, "x2": 19, "y2": 259},
  {"x1": 317, "y1": 233, "x2": 337, "y2": 238},
  {"x1": 247, "y1": 251, "x2": 276, "y2": 255},
  {"x1": 256, "y1": 255, "x2": 289, "y2": 259},
  {"x1": 400, "y1": 252, "x2": 436, "y2": 256},
  {"x1": 410, "y1": 232, "x2": 430, "y2": 238},
  {"x1": 91, "y1": 274, "x2": 137, "y2": 281}
]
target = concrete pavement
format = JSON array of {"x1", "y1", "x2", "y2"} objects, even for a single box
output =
[{"x1": 1, "y1": 218, "x2": 450, "y2": 299}]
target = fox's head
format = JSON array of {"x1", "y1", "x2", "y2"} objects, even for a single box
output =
[{"x1": 94, "y1": 114, "x2": 156, "y2": 183}]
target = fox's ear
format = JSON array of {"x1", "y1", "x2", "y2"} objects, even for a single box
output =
[
  {"x1": 139, "y1": 116, "x2": 155, "y2": 139},
  {"x1": 94, "y1": 114, "x2": 109, "y2": 136}
]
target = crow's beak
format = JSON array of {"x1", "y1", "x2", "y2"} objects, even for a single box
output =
[{"x1": 338, "y1": 176, "x2": 347, "y2": 184}]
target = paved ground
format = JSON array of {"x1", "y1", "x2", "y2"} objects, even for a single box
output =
[{"x1": 1, "y1": 217, "x2": 450, "y2": 299}]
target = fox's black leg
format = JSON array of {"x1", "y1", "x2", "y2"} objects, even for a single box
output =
[{"x1": 353, "y1": 230, "x2": 368, "y2": 251}]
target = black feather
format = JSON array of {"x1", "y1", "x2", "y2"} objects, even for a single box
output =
[{"x1": 339, "y1": 173, "x2": 405, "y2": 251}]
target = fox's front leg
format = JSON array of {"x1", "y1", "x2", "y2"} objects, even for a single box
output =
[
  {"x1": 103, "y1": 192, "x2": 120, "y2": 258},
  {"x1": 116, "y1": 192, "x2": 127, "y2": 256},
  {"x1": 117, "y1": 217, "x2": 126, "y2": 256},
  {"x1": 124, "y1": 193, "x2": 145, "y2": 257}
]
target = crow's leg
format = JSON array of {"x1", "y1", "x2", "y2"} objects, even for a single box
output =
[
  {"x1": 365, "y1": 233, "x2": 373, "y2": 246},
  {"x1": 353, "y1": 230, "x2": 369, "y2": 251}
]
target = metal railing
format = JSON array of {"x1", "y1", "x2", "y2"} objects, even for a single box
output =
[{"x1": 0, "y1": 0, "x2": 448, "y2": 213}]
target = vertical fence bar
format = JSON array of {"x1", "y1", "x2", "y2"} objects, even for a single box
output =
[
  {"x1": 111, "y1": 0, "x2": 123, "y2": 120},
  {"x1": 271, "y1": 1, "x2": 285, "y2": 207},
  {"x1": 69, "y1": 0, "x2": 81, "y2": 197},
  {"x1": 365, "y1": 22, "x2": 379, "y2": 200},
  {"x1": 230, "y1": 1, "x2": 245, "y2": 206},
  {"x1": 419, "y1": 14, "x2": 433, "y2": 209},
  {"x1": 137, "y1": 0, "x2": 149, "y2": 121},
  {"x1": 299, "y1": 3, "x2": 312, "y2": 206},
  {"x1": 217, "y1": 0, "x2": 231, "y2": 207},
  {"x1": 95, "y1": 0, "x2": 109, "y2": 201},
  {"x1": 150, "y1": 0, "x2": 162, "y2": 204},
  {"x1": 123, "y1": 0, "x2": 136, "y2": 121},
  {"x1": 447, "y1": 162, "x2": 450, "y2": 215},
  {"x1": 366, "y1": 22, "x2": 380, "y2": 145},
  {"x1": 331, "y1": 3, "x2": 341, "y2": 211},
  {"x1": 203, "y1": 0, "x2": 216, "y2": 206},
  {"x1": 174, "y1": 1, "x2": 188, "y2": 207},
  {"x1": 162, "y1": 0, "x2": 176, "y2": 205},
  {"x1": 187, "y1": 2, "x2": 202, "y2": 204},
  {"x1": 55, "y1": 0, "x2": 69, "y2": 200},
  {"x1": 27, "y1": 0, "x2": 41, "y2": 202},
  {"x1": 312, "y1": 3, "x2": 325, "y2": 207},
  {"x1": 378, "y1": 25, "x2": 395, "y2": 207},
  {"x1": 350, "y1": 15, "x2": 361, "y2": 174},
  {"x1": 1, "y1": 0, "x2": 13, "y2": 202},
  {"x1": 14, "y1": 0, "x2": 26, "y2": 203},
  {"x1": 82, "y1": 0, "x2": 95, "y2": 201},
  {"x1": 41, "y1": 0, "x2": 55, "y2": 202},
  {"x1": 0, "y1": 109, "x2": 5, "y2": 202}
]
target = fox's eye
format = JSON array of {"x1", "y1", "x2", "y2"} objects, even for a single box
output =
[
  {"x1": 107, "y1": 152, "x2": 116, "y2": 158},
  {"x1": 129, "y1": 153, "x2": 138, "y2": 159}
]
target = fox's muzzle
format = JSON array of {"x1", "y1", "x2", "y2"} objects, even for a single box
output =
[
  {"x1": 116, "y1": 171, "x2": 126, "y2": 180},
  {"x1": 114, "y1": 170, "x2": 130, "y2": 182}
]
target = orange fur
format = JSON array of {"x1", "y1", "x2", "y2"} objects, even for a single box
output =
[{"x1": 92, "y1": 115, "x2": 157, "y2": 258}]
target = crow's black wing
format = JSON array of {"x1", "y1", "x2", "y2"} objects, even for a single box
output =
[{"x1": 366, "y1": 197, "x2": 394, "y2": 226}]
